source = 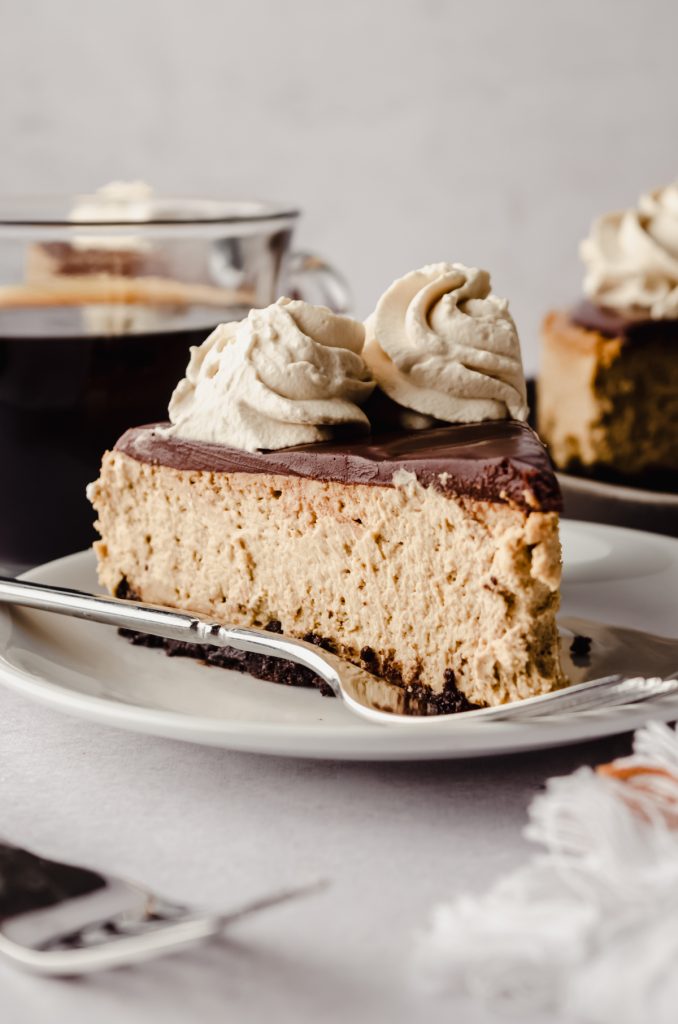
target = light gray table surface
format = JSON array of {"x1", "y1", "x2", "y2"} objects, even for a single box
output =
[{"x1": 0, "y1": 678, "x2": 635, "y2": 1024}]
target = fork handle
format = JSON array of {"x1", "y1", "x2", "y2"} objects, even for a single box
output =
[
  {"x1": 0, "y1": 576, "x2": 341, "y2": 694},
  {"x1": 0, "y1": 575, "x2": 212, "y2": 643}
]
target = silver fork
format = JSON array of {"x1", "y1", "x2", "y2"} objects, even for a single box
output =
[
  {"x1": 0, "y1": 839, "x2": 324, "y2": 976},
  {"x1": 0, "y1": 575, "x2": 676, "y2": 723}
]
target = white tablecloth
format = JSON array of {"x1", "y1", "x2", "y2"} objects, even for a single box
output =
[{"x1": 0, "y1": 681, "x2": 634, "y2": 1024}]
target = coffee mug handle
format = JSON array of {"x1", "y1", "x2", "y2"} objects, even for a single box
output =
[{"x1": 285, "y1": 251, "x2": 352, "y2": 315}]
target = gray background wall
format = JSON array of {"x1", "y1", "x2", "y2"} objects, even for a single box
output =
[{"x1": 2, "y1": 0, "x2": 676, "y2": 373}]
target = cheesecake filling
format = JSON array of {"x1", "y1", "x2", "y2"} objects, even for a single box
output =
[{"x1": 90, "y1": 449, "x2": 563, "y2": 706}]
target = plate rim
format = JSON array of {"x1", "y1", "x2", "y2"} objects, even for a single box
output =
[{"x1": 557, "y1": 469, "x2": 678, "y2": 508}]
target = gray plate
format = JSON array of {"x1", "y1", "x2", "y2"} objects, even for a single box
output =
[{"x1": 559, "y1": 471, "x2": 678, "y2": 538}]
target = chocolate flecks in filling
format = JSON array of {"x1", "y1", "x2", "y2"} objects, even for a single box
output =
[
  {"x1": 360, "y1": 645, "x2": 377, "y2": 665},
  {"x1": 114, "y1": 419, "x2": 562, "y2": 514},
  {"x1": 402, "y1": 669, "x2": 478, "y2": 716},
  {"x1": 301, "y1": 632, "x2": 336, "y2": 653},
  {"x1": 114, "y1": 576, "x2": 139, "y2": 601},
  {"x1": 569, "y1": 633, "x2": 592, "y2": 668},
  {"x1": 117, "y1": 627, "x2": 479, "y2": 714}
]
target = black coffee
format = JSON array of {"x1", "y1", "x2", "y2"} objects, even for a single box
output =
[{"x1": 0, "y1": 307, "x2": 222, "y2": 569}]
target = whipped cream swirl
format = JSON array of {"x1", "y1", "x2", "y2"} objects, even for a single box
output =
[
  {"x1": 363, "y1": 263, "x2": 528, "y2": 424},
  {"x1": 581, "y1": 182, "x2": 678, "y2": 318},
  {"x1": 165, "y1": 298, "x2": 374, "y2": 451}
]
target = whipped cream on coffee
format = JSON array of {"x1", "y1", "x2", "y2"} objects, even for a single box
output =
[
  {"x1": 69, "y1": 181, "x2": 156, "y2": 254},
  {"x1": 363, "y1": 263, "x2": 528, "y2": 424},
  {"x1": 165, "y1": 298, "x2": 374, "y2": 451},
  {"x1": 581, "y1": 181, "x2": 678, "y2": 318},
  {"x1": 70, "y1": 181, "x2": 155, "y2": 224}
]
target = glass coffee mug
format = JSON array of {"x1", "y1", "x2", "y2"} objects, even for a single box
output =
[{"x1": 0, "y1": 195, "x2": 349, "y2": 572}]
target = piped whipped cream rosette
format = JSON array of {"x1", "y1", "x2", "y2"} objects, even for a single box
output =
[
  {"x1": 165, "y1": 297, "x2": 375, "y2": 452},
  {"x1": 581, "y1": 181, "x2": 678, "y2": 318},
  {"x1": 363, "y1": 263, "x2": 528, "y2": 425}
]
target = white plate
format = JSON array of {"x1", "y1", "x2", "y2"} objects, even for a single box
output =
[{"x1": 0, "y1": 520, "x2": 677, "y2": 761}]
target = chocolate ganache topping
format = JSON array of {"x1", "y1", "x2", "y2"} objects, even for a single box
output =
[
  {"x1": 115, "y1": 420, "x2": 562, "y2": 513},
  {"x1": 571, "y1": 299, "x2": 678, "y2": 344}
]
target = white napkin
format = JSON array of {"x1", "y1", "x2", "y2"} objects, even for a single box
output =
[{"x1": 413, "y1": 721, "x2": 678, "y2": 1023}]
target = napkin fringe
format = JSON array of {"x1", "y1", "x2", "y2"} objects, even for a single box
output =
[{"x1": 413, "y1": 721, "x2": 678, "y2": 1023}]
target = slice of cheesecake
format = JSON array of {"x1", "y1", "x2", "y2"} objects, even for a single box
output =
[
  {"x1": 539, "y1": 181, "x2": 678, "y2": 488},
  {"x1": 89, "y1": 419, "x2": 565, "y2": 711},
  {"x1": 538, "y1": 302, "x2": 678, "y2": 486}
]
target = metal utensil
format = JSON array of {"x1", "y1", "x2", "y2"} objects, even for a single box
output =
[
  {"x1": 0, "y1": 575, "x2": 676, "y2": 724},
  {"x1": 0, "y1": 840, "x2": 323, "y2": 976}
]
